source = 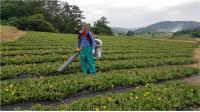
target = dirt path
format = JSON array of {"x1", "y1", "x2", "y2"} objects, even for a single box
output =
[
  {"x1": 185, "y1": 48, "x2": 200, "y2": 86},
  {"x1": 0, "y1": 26, "x2": 26, "y2": 41},
  {"x1": 191, "y1": 48, "x2": 200, "y2": 70},
  {"x1": 186, "y1": 39, "x2": 200, "y2": 86}
]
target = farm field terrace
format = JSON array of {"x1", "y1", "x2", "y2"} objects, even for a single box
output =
[{"x1": 0, "y1": 31, "x2": 200, "y2": 110}]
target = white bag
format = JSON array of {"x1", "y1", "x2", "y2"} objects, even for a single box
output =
[{"x1": 94, "y1": 39, "x2": 102, "y2": 59}]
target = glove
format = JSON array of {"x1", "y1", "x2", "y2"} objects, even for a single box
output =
[
  {"x1": 92, "y1": 49, "x2": 95, "y2": 54},
  {"x1": 76, "y1": 48, "x2": 80, "y2": 52}
]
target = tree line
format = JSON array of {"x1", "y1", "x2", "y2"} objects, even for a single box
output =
[
  {"x1": 173, "y1": 27, "x2": 200, "y2": 38},
  {"x1": 1, "y1": 0, "x2": 113, "y2": 35}
]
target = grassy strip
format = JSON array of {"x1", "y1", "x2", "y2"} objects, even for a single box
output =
[
  {"x1": 31, "y1": 81, "x2": 200, "y2": 111},
  {"x1": 1, "y1": 49, "x2": 192, "y2": 57},
  {"x1": 1, "y1": 52, "x2": 191, "y2": 65},
  {"x1": 1, "y1": 65, "x2": 198, "y2": 105},
  {"x1": 1, "y1": 57, "x2": 194, "y2": 79},
  {"x1": 1, "y1": 49, "x2": 71, "y2": 57}
]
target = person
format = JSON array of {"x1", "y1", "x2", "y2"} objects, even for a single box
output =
[{"x1": 76, "y1": 23, "x2": 96, "y2": 76}]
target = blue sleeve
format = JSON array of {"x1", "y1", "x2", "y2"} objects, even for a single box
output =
[
  {"x1": 77, "y1": 35, "x2": 81, "y2": 48},
  {"x1": 88, "y1": 31, "x2": 96, "y2": 49}
]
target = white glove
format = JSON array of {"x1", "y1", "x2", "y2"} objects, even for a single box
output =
[{"x1": 92, "y1": 49, "x2": 95, "y2": 54}]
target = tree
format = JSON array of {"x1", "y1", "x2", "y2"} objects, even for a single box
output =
[
  {"x1": 92, "y1": 16, "x2": 113, "y2": 35},
  {"x1": 63, "y1": 5, "x2": 85, "y2": 33},
  {"x1": 1, "y1": 0, "x2": 85, "y2": 33},
  {"x1": 173, "y1": 27, "x2": 200, "y2": 38},
  {"x1": 126, "y1": 31, "x2": 135, "y2": 36},
  {"x1": 1, "y1": 0, "x2": 45, "y2": 19}
]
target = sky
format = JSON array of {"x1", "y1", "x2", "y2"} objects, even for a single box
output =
[{"x1": 64, "y1": 0, "x2": 200, "y2": 28}]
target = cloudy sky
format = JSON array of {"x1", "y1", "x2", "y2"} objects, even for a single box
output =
[{"x1": 64, "y1": 0, "x2": 200, "y2": 28}]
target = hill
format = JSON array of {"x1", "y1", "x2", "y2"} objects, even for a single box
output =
[
  {"x1": 111, "y1": 27, "x2": 135, "y2": 33},
  {"x1": 135, "y1": 21, "x2": 200, "y2": 33}
]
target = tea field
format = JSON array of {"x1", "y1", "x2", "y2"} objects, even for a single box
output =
[{"x1": 1, "y1": 31, "x2": 200, "y2": 110}]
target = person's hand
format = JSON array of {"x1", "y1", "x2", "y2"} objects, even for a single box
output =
[
  {"x1": 92, "y1": 49, "x2": 95, "y2": 54},
  {"x1": 76, "y1": 48, "x2": 80, "y2": 52}
]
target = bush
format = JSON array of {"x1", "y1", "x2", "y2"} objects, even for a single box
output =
[
  {"x1": 191, "y1": 32, "x2": 200, "y2": 38},
  {"x1": 0, "y1": 20, "x2": 10, "y2": 25},
  {"x1": 126, "y1": 31, "x2": 135, "y2": 36},
  {"x1": 8, "y1": 17, "x2": 28, "y2": 30},
  {"x1": 173, "y1": 27, "x2": 200, "y2": 38},
  {"x1": 8, "y1": 14, "x2": 58, "y2": 32}
]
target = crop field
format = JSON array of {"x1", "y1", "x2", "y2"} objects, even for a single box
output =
[{"x1": 1, "y1": 31, "x2": 200, "y2": 110}]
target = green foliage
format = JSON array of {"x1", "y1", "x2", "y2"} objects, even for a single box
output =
[
  {"x1": 191, "y1": 32, "x2": 200, "y2": 38},
  {"x1": 0, "y1": 20, "x2": 10, "y2": 25},
  {"x1": 1, "y1": 31, "x2": 199, "y2": 110},
  {"x1": 92, "y1": 17, "x2": 113, "y2": 35},
  {"x1": 173, "y1": 28, "x2": 200, "y2": 38},
  {"x1": 53, "y1": 82, "x2": 200, "y2": 111},
  {"x1": 8, "y1": 14, "x2": 58, "y2": 32},
  {"x1": 26, "y1": 14, "x2": 58, "y2": 32},
  {"x1": 126, "y1": 31, "x2": 135, "y2": 36},
  {"x1": 0, "y1": 31, "x2": 197, "y2": 79},
  {"x1": 1, "y1": 0, "x2": 44, "y2": 19},
  {"x1": 1, "y1": 0, "x2": 84, "y2": 33},
  {"x1": 1, "y1": 65, "x2": 198, "y2": 105}
]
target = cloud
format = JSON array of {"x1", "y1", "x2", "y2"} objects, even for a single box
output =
[{"x1": 64, "y1": 0, "x2": 200, "y2": 28}]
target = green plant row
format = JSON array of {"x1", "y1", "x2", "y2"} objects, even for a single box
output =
[
  {"x1": 1, "y1": 49, "x2": 71, "y2": 57},
  {"x1": 1, "y1": 44, "x2": 194, "y2": 50},
  {"x1": 31, "y1": 81, "x2": 200, "y2": 111},
  {"x1": 1, "y1": 54, "x2": 69, "y2": 65},
  {"x1": 0, "y1": 45, "x2": 69, "y2": 51},
  {"x1": 1, "y1": 65, "x2": 198, "y2": 105},
  {"x1": 0, "y1": 42, "x2": 69, "y2": 47},
  {"x1": 1, "y1": 57, "x2": 194, "y2": 80},
  {"x1": 1, "y1": 43, "x2": 195, "y2": 51},
  {"x1": 0, "y1": 40, "x2": 194, "y2": 47},
  {"x1": 1, "y1": 52, "x2": 191, "y2": 66},
  {"x1": 1, "y1": 48, "x2": 191, "y2": 57},
  {"x1": 100, "y1": 53, "x2": 191, "y2": 61},
  {"x1": 1, "y1": 36, "x2": 194, "y2": 48}
]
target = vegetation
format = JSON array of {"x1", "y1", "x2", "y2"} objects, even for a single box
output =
[
  {"x1": 1, "y1": 0, "x2": 199, "y2": 111},
  {"x1": 126, "y1": 31, "x2": 135, "y2": 36},
  {"x1": 8, "y1": 14, "x2": 57, "y2": 32},
  {"x1": 0, "y1": 31, "x2": 199, "y2": 110},
  {"x1": 1, "y1": 0, "x2": 84, "y2": 33},
  {"x1": 91, "y1": 17, "x2": 113, "y2": 35},
  {"x1": 173, "y1": 28, "x2": 200, "y2": 38},
  {"x1": 1, "y1": 1, "x2": 113, "y2": 34},
  {"x1": 31, "y1": 81, "x2": 200, "y2": 111},
  {"x1": 1, "y1": 31, "x2": 196, "y2": 79},
  {"x1": 1, "y1": 65, "x2": 198, "y2": 105}
]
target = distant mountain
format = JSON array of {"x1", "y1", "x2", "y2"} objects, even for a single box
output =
[
  {"x1": 111, "y1": 27, "x2": 135, "y2": 33},
  {"x1": 135, "y1": 21, "x2": 200, "y2": 33}
]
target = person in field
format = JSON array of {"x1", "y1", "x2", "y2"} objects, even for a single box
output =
[{"x1": 76, "y1": 23, "x2": 96, "y2": 76}]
